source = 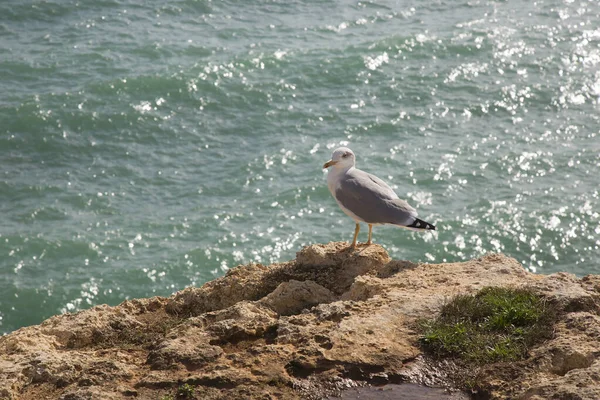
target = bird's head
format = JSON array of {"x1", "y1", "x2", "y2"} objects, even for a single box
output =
[{"x1": 323, "y1": 147, "x2": 355, "y2": 170}]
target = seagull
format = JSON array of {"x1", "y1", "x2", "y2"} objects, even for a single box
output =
[{"x1": 323, "y1": 147, "x2": 435, "y2": 248}]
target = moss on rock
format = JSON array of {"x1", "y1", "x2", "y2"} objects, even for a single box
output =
[{"x1": 419, "y1": 287, "x2": 558, "y2": 364}]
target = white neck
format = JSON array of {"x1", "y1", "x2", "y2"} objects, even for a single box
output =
[{"x1": 327, "y1": 165, "x2": 354, "y2": 190}]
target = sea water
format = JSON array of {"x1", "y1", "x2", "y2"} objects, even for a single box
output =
[{"x1": 1, "y1": 0, "x2": 599, "y2": 334}]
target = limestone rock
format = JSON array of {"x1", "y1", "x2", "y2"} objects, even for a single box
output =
[
  {"x1": 259, "y1": 280, "x2": 335, "y2": 315},
  {"x1": 0, "y1": 242, "x2": 599, "y2": 399},
  {"x1": 147, "y1": 327, "x2": 222, "y2": 370}
]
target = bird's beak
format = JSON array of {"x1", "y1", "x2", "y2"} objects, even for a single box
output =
[{"x1": 323, "y1": 160, "x2": 338, "y2": 169}]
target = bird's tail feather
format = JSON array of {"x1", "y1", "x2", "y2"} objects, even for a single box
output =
[{"x1": 404, "y1": 218, "x2": 436, "y2": 231}]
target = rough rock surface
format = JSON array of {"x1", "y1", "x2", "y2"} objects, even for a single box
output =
[{"x1": 1, "y1": 242, "x2": 599, "y2": 399}]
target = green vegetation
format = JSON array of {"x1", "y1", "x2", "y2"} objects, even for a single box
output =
[
  {"x1": 155, "y1": 383, "x2": 196, "y2": 400},
  {"x1": 419, "y1": 287, "x2": 557, "y2": 364},
  {"x1": 177, "y1": 383, "x2": 196, "y2": 399}
]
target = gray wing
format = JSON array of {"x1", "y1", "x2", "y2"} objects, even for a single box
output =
[{"x1": 335, "y1": 169, "x2": 417, "y2": 225}]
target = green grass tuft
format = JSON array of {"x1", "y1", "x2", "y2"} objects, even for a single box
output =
[
  {"x1": 419, "y1": 287, "x2": 556, "y2": 364},
  {"x1": 177, "y1": 383, "x2": 195, "y2": 399}
]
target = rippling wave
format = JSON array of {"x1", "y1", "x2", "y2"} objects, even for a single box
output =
[{"x1": 1, "y1": 0, "x2": 599, "y2": 334}]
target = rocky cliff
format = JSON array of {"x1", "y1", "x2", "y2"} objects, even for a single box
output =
[{"x1": 1, "y1": 242, "x2": 599, "y2": 400}]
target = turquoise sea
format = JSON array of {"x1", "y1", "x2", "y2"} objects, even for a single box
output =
[{"x1": 1, "y1": 0, "x2": 599, "y2": 334}]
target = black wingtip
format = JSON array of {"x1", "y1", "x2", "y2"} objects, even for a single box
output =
[{"x1": 407, "y1": 218, "x2": 436, "y2": 231}]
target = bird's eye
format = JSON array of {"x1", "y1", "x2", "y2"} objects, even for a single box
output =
[{"x1": 342, "y1": 153, "x2": 349, "y2": 158}]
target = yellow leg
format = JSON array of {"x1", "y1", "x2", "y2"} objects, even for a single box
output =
[
  {"x1": 351, "y1": 223, "x2": 360, "y2": 248},
  {"x1": 366, "y1": 224, "x2": 373, "y2": 245}
]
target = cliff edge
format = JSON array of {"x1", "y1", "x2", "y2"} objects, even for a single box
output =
[{"x1": 1, "y1": 242, "x2": 599, "y2": 399}]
